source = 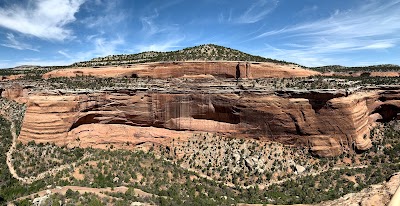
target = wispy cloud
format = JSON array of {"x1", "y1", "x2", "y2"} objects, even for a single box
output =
[
  {"x1": 140, "y1": 9, "x2": 179, "y2": 37},
  {"x1": 15, "y1": 59, "x2": 74, "y2": 66},
  {"x1": 259, "y1": 44, "x2": 342, "y2": 67},
  {"x1": 0, "y1": 0, "x2": 85, "y2": 41},
  {"x1": 258, "y1": 39, "x2": 397, "y2": 67},
  {"x1": 295, "y1": 5, "x2": 318, "y2": 16},
  {"x1": 81, "y1": 1, "x2": 126, "y2": 29},
  {"x1": 236, "y1": 0, "x2": 279, "y2": 24},
  {"x1": 254, "y1": 0, "x2": 400, "y2": 66},
  {"x1": 54, "y1": 35, "x2": 125, "y2": 64},
  {"x1": 1, "y1": 33, "x2": 39, "y2": 51},
  {"x1": 4, "y1": 32, "x2": 126, "y2": 68},
  {"x1": 83, "y1": 13, "x2": 126, "y2": 29},
  {"x1": 218, "y1": 9, "x2": 233, "y2": 24},
  {"x1": 360, "y1": 42, "x2": 395, "y2": 50},
  {"x1": 140, "y1": 10, "x2": 163, "y2": 36},
  {"x1": 74, "y1": 35, "x2": 125, "y2": 61},
  {"x1": 92, "y1": 36, "x2": 125, "y2": 56},
  {"x1": 258, "y1": 0, "x2": 400, "y2": 41},
  {"x1": 135, "y1": 36, "x2": 185, "y2": 52},
  {"x1": 58, "y1": 50, "x2": 73, "y2": 59}
]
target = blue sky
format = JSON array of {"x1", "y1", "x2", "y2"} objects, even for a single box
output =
[{"x1": 0, "y1": 0, "x2": 399, "y2": 68}]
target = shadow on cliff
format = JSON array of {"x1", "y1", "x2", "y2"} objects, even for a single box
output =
[
  {"x1": 70, "y1": 114, "x2": 102, "y2": 130},
  {"x1": 372, "y1": 104, "x2": 400, "y2": 122}
]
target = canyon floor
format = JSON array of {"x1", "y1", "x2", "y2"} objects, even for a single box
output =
[{"x1": 1, "y1": 59, "x2": 400, "y2": 205}]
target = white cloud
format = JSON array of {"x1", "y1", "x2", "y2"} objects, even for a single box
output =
[
  {"x1": 258, "y1": 0, "x2": 400, "y2": 40},
  {"x1": 4, "y1": 34, "x2": 125, "y2": 68},
  {"x1": 92, "y1": 36, "x2": 125, "y2": 56},
  {"x1": 236, "y1": 0, "x2": 279, "y2": 24},
  {"x1": 11, "y1": 58, "x2": 74, "y2": 66},
  {"x1": 218, "y1": 9, "x2": 233, "y2": 24},
  {"x1": 0, "y1": 0, "x2": 86, "y2": 41},
  {"x1": 140, "y1": 10, "x2": 162, "y2": 36},
  {"x1": 1, "y1": 33, "x2": 39, "y2": 51},
  {"x1": 72, "y1": 35, "x2": 125, "y2": 61},
  {"x1": 360, "y1": 42, "x2": 395, "y2": 50},
  {"x1": 15, "y1": 59, "x2": 74, "y2": 66},
  {"x1": 258, "y1": 39, "x2": 397, "y2": 67},
  {"x1": 258, "y1": 44, "x2": 341, "y2": 67},
  {"x1": 296, "y1": 5, "x2": 318, "y2": 16},
  {"x1": 58, "y1": 50, "x2": 73, "y2": 59},
  {"x1": 50, "y1": 35, "x2": 126, "y2": 64},
  {"x1": 81, "y1": 1, "x2": 126, "y2": 29},
  {"x1": 254, "y1": 0, "x2": 400, "y2": 66},
  {"x1": 140, "y1": 10, "x2": 179, "y2": 37},
  {"x1": 83, "y1": 13, "x2": 126, "y2": 28},
  {"x1": 135, "y1": 37, "x2": 185, "y2": 52}
]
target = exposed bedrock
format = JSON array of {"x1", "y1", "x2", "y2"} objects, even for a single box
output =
[
  {"x1": 42, "y1": 62, "x2": 320, "y2": 79},
  {"x1": 1, "y1": 83, "x2": 27, "y2": 100},
  {"x1": 12, "y1": 88, "x2": 400, "y2": 157}
]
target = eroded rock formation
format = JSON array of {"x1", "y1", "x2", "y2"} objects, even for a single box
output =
[
  {"x1": 1, "y1": 83, "x2": 26, "y2": 100},
  {"x1": 42, "y1": 62, "x2": 320, "y2": 79},
  {"x1": 9, "y1": 86, "x2": 400, "y2": 157}
]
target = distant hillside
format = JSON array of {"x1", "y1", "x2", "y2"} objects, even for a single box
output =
[
  {"x1": 0, "y1": 65, "x2": 67, "y2": 78},
  {"x1": 310, "y1": 64, "x2": 400, "y2": 73},
  {"x1": 71, "y1": 44, "x2": 297, "y2": 67}
]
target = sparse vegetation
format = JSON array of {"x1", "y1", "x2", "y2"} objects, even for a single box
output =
[
  {"x1": 4, "y1": 75, "x2": 366, "y2": 92},
  {"x1": 311, "y1": 64, "x2": 400, "y2": 73},
  {"x1": 2, "y1": 44, "x2": 400, "y2": 205},
  {"x1": 12, "y1": 142, "x2": 85, "y2": 177},
  {"x1": 0, "y1": 66, "x2": 63, "y2": 79},
  {"x1": 1, "y1": 115, "x2": 400, "y2": 205},
  {"x1": 0, "y1": 98, "x2": 25, "y2": 134},
  {"x1": 72, "y1": 44, "x2": 297, "y2": 67},
  {"x1": 0, "y1": 116, "x2": 49, "y2": 204}
]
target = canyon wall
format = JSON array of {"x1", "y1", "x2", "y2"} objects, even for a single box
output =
[
  {"x1": 12, "y1": 88, "x2": 400, "y2": 156},
  {"x1": 42, "y1": 62, "x2": 320, "y2": 79}
]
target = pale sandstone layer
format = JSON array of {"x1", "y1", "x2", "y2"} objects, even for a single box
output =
[
  {"x1": 42, "y1": 62, "x2": 320, "y2": 79},
  {"x1": 12, "y1": 88, "x2": 400, "y2": 157}
]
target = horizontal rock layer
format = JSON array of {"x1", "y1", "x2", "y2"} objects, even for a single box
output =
[
  {"x1": 42, "y1": 62, "x2": 320, "y2": 79},
  {"x1": 14, "y1": 88, "x2": 400, "y2": 157}
]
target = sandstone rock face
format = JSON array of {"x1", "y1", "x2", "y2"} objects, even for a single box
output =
[
  {"x1": 0, "y1": 74, "x2": 25, "y2": 81},
  {"x1": 1, "y1": 83, "x2": 26, "y2": 100},
  {"x1": 42, "y1": 62, "x2": 320, "y2": 79},
  {"x1": 66, "y1": 124, "x2": 193, "y2": 149},
  {"x1": 15, "y1": 88, "x2": 400, "y2": 156}
]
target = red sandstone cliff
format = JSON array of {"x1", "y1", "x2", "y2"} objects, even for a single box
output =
[
  {"x1": 42, "y1": 62, "x2": 320, "y2": 79},
  {"x1": 12, "y1": 88, "x2": 400, "y2": 157}
]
